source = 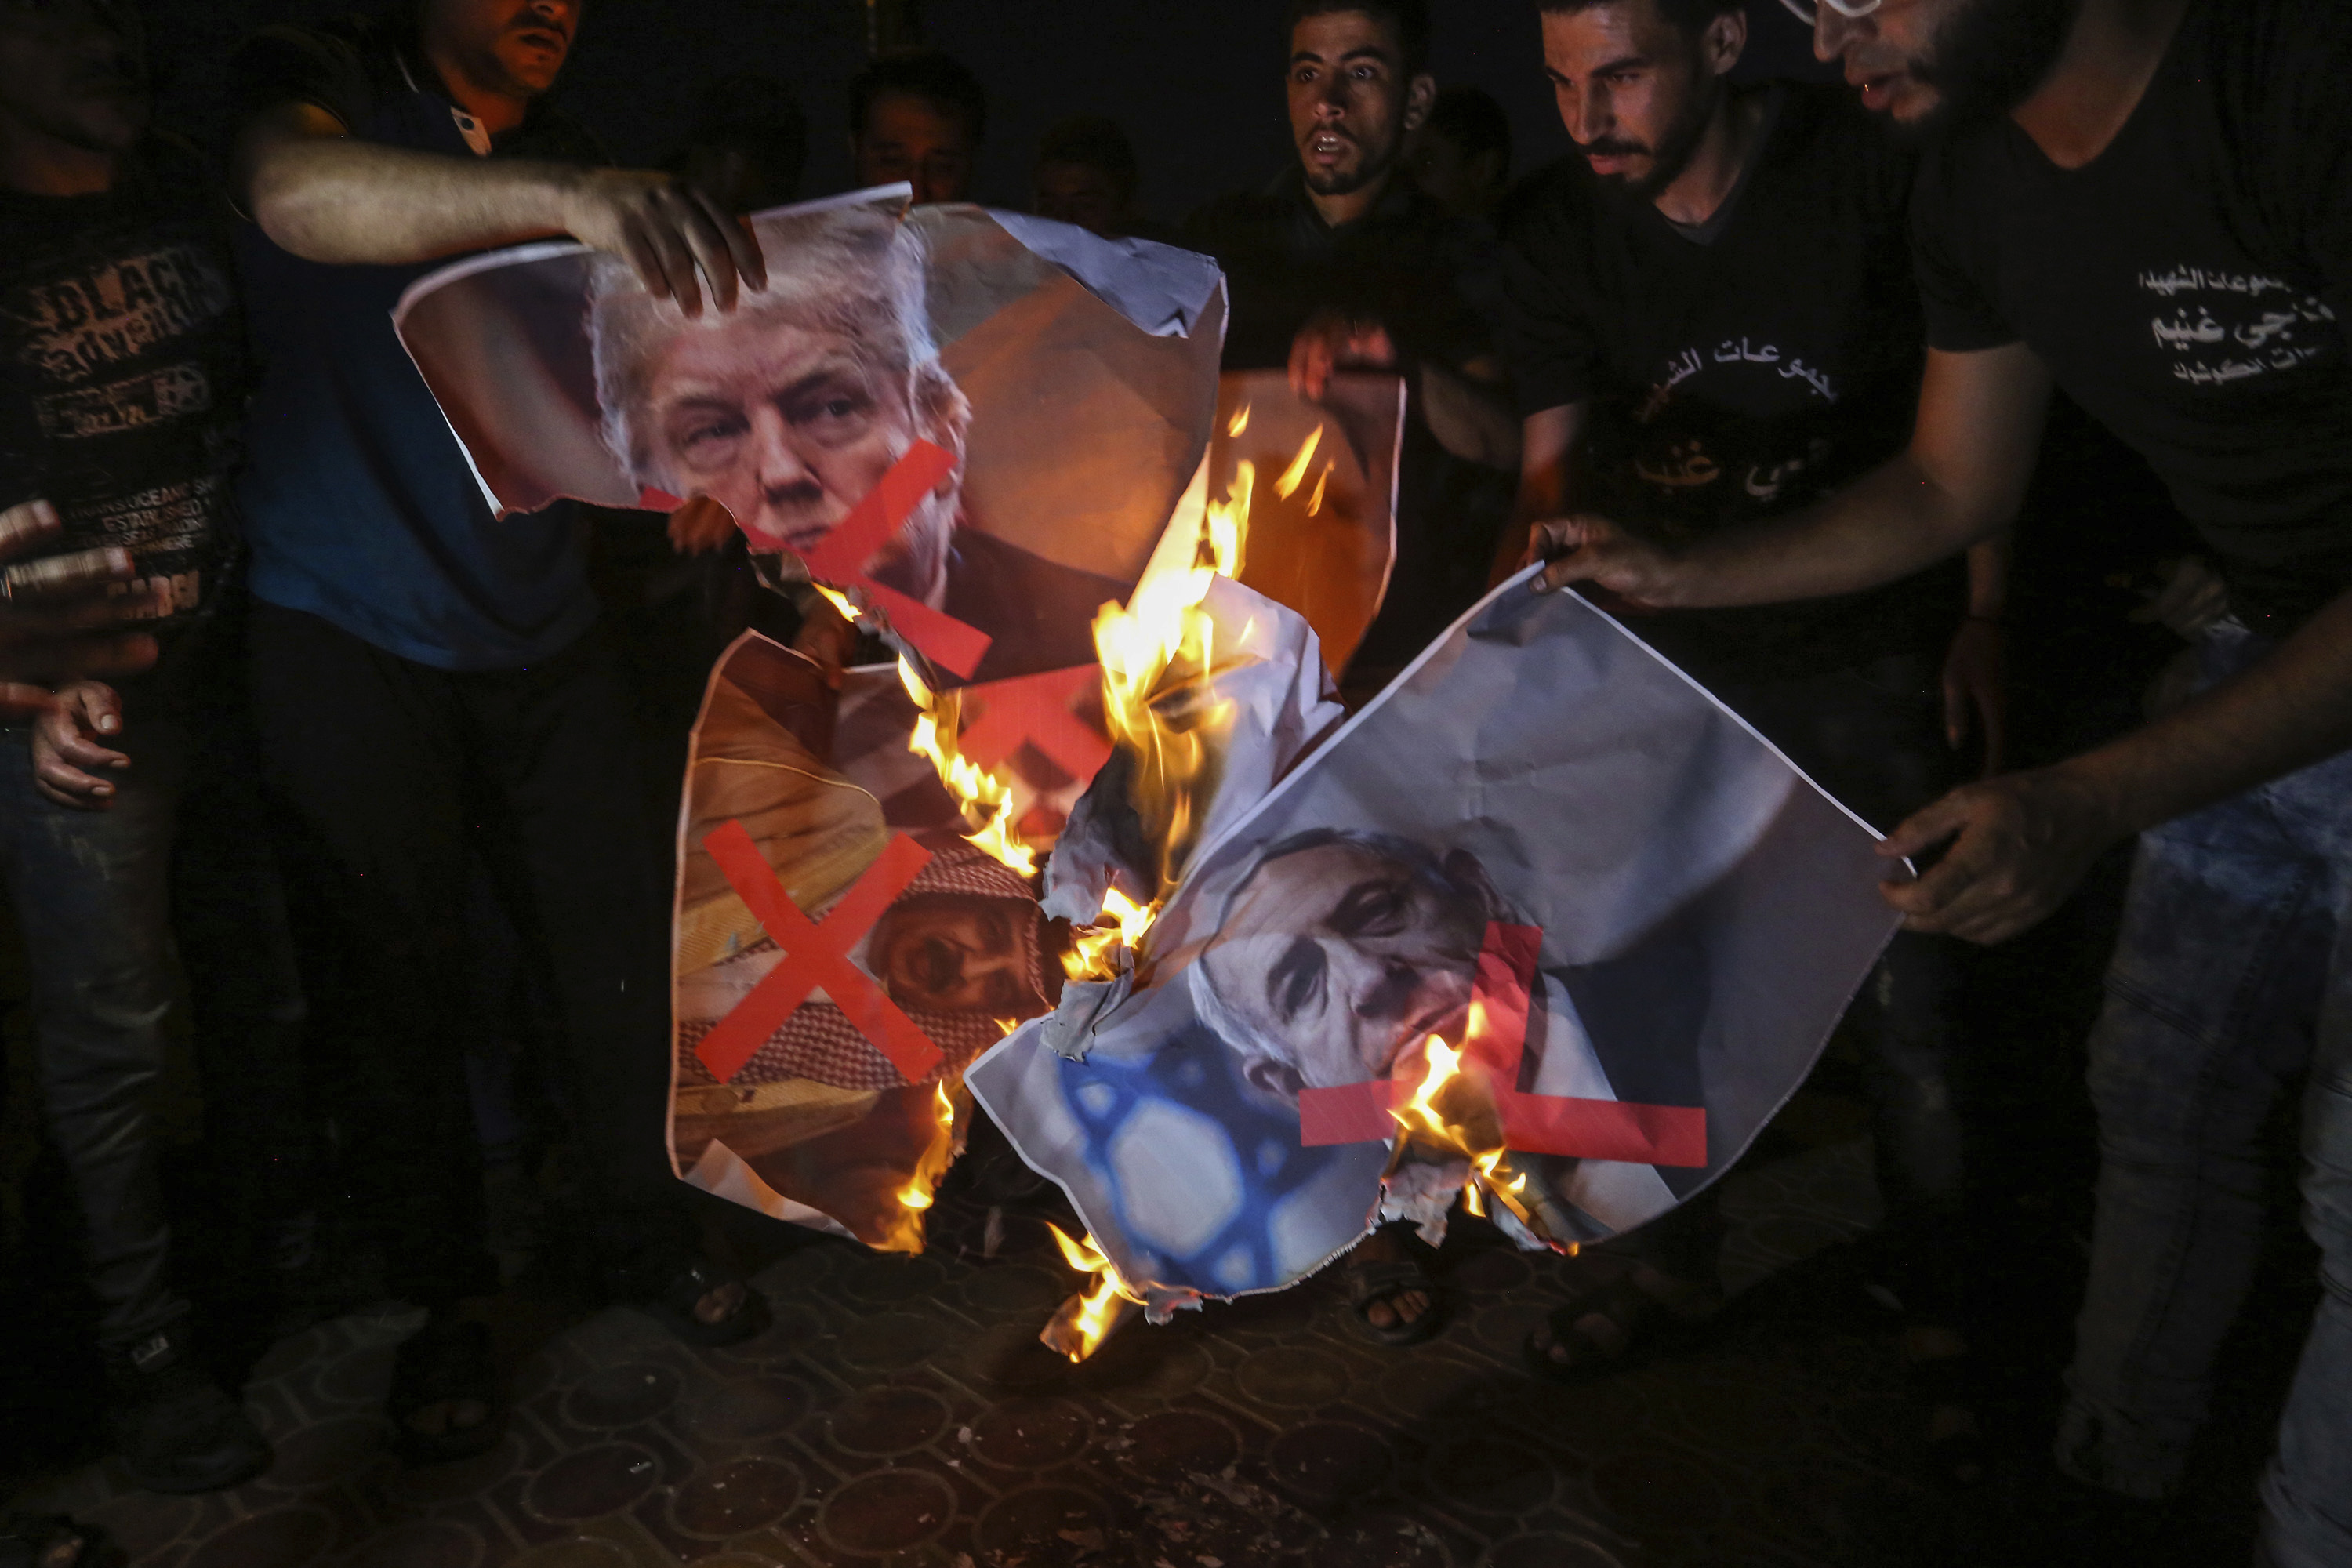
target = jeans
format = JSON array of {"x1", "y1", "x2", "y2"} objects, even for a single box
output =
[
  {"x1": 246, "y1": 603, "x2": 682, "y2": 1307},
  {"x1": 2054, "y1": 621, "x2": 2352, "y2": 1566},
  {"x1": 0, "y1": 632, "x2": 307, "y2": 1351}
]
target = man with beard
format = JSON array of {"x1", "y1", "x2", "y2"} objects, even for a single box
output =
[
  {"x1": 1185, "y1": 0, "x2": 1521, "y2": 698},
  {"x1": 1541, "y1": 0, "x2": 2352, "y2": 1555},
  {"x1": 227, "y1": 0, "x2": 772, "y2": 1467},
  {"x1": 1493, "y1": 0, "x2": 2003, "y2": 1472}
]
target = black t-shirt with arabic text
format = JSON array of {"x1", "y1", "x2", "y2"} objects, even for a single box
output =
[
  {"x1": 0, "y1": 136, "x2": 244, "y2": 647},
  {"x1": 1912, "y1": 0, "x2": 2352, "y2": 635},
  {"x1": 1497, "y1": 84, "x2": 1955, "y2": 685}
]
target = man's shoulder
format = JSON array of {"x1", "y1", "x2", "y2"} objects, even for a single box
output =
[
  {"x1": 227, "y1": 11, "x2": 401, "y2": 131},
  {"x1": 1494, "y1": 155, "x2": 1602, "y2": 249},
  {"x1": 1183, "y1": 180, "x2": 1295, "y2": 255}
]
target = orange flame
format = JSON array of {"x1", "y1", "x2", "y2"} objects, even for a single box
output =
[
  {"x1": 1226, "y1": 401, "x2": 1251, "y2": 438},
  {"x1": 869, "y1": 1076, "x2": 964, "y2": 1254},
  {"x1": 1042, "y1": 1221, "x2": 1143, "y2": 1361},
  {"x1": 1273, "y1": 423, "x2": 1324, "y2": 500},
  {"x1": 1386, "y1": 1034, "x2": 1549, "y2": 1241},
  {"x1": 899, "y1": 659, "x2": 1039, "y2": 880}
]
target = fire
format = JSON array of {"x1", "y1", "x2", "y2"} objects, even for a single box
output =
[
  {"x1": 869, "y1": 1077, "x2": 964, "y2": 1254},
  {"x1": 1041, "y1": 1222, "x2": 1144, "y2": 1361},
  {"x1": 1386, "y1": 1034, "x2": 1549, "y2": 1241},
  {"x1": 1063, "y1": 446, "x2": 1276, "y2": 978},
  {"x1": 1226, "y1": 401, "x2": 1250, "y2": 438},
  {"x1": 1273, "y1": 423, "x2": 1324, "y2": 500},
  {"x1": 899, "y1": 659, "x2": 1038, "y2": 879}
]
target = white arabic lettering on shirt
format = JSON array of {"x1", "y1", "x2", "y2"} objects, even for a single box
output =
[
  {"x1": 1639, "y1": 340, "x2": 1836, "y2": 421},
  {"x1": 2140, "y1": 264, "x2": 2338, "y2": 390}
]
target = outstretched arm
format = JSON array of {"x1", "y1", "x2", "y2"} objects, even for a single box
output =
[
  {"x1": 232, "y1": 103, "x2": 766, "y2": 315},
  {"x1": 1527, "y1": 343, "x2": 2054, "y2": 604}
]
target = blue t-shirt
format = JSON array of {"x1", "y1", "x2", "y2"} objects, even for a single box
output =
[{"x1": 229, "y1": 15, "x2": 600, "y2": 670}]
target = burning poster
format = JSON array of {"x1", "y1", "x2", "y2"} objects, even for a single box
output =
[
  {"x1": 969, "y1": 572, "x2": 1901, "y2": 1316},
  {"x1": 394, "y1": 188, "x2": 1226, "y2": 685},
  {"x1": 669, "y1": 630, "x2": 1059, "y2": 1250},
  {"x1": 1209, "y1": 371, "x2": 1402, "y2": 676}
]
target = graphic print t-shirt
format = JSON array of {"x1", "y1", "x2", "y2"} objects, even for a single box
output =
[
  {"x1": 0, "y1": 138, "x2": 243, "y2": 636},
  {"x1": 1912, "y1": 0, "x2": 2352, "y2": 635},
  {"x1": 1498, "y1": 85, "x2": 1948, "y2": 685}
]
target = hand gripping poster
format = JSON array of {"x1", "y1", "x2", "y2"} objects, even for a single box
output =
[{"x1": 968, "y1": 572, "x2": 1901, "y2": 1322}]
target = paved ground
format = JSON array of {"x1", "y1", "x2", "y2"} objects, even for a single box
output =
[{"x1": 0, "y1": 866, "x2": 2313, "y2": 1568}]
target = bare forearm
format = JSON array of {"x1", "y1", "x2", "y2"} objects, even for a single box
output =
[
  {"x1": 1965, "y1": 531, "x2": 2012, "y2": 619},
  {"x1": 245, "y1": 134, "x2": 575, "y2": 264},
  {"x1": 1417, "y1": 361, "x2": 1520, "y2": 471},
  {"x1": 2060, "y1": 586, "x2": 2352, "y2": 834},
  {"x1": 1665, "y1": 451, "x2": 2002, "y2": 609}
]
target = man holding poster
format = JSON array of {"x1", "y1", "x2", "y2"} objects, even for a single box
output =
[{"x1": 226, "y1": 0, "x2": 768, "y2": 1466}]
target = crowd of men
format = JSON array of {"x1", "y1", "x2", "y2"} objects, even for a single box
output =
[{"x1": 0, "y1": 0, "x2": 2343, "y2": 1563}]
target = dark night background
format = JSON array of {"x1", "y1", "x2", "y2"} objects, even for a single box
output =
[{"x1": 146, "y1": 0, "x2": 1835, "y2": 220}]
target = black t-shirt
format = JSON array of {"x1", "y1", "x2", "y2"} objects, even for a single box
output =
[
  {"x1": 1498, "y1": 83, "x2": 1955, "y2": 686},
  {"x1": 1185, "y1": 169, "x2": 1514, "y2": 674},
  {"x1": 1913, "y1": 0, "x2": 2352, "y2": 636},
  {"x1": 0, "y1": 136, "x2": 244, "y2": 642}
]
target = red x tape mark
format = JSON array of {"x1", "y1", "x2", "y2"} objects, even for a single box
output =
[
  {"x1": 797, "y1": 441, "x2": 993, "y2": 678},
  {"x1": 956, "y1": 664, "x2": 1112, "y2": 785},
  {"x1": 1295, "y1": 921, "x2": 1708, "y2": 1167},
  {"x1": 695, "y1": 822, "x2": 944, "y2": 1087}
]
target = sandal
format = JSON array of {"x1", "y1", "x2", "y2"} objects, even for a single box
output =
[
  {"x1": 1343, "y1": 1257, "x2": 1444, "y2": 1347},
  {"x1": 0, "y1": 1515, "x2": 123, "y2": 1568},
  {"x1": 635, "y1": 1254, "x2": 772, "y2": 1350},
  {"x1": 1522, "y1": 1265, "x2": 1718, "y2": 1384},
  {"x1": 387, "y1": 1318, "x2": 506, "y2": 1468}
]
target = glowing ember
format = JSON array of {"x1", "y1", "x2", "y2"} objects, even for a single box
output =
[
  {"x1": 899, "y1": 659, "x2": 1039, "y2": 879},
  {"x1": 1042, "y1": 1222, "x2": 1143, "y2": 1361}
]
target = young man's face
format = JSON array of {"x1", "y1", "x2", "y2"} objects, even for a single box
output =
[
  {"x1": 1200, "y1": 840, "x2": 1486, "y2": 1100},
  {"x1": 1033, "y1": 159, "x2": 1125, "y2": 236},
  {"x1": 1286, "y1": 9, "x2": 1433, "y2": 200},
  {"x1": 427, "y1": 0, "x2": 578, "y2": 100},
  {"x1": 854, "y1": 91, "x2": 975, "y2": 205},
  {"x1": 1541, "y1": 1, "x2": 1722, "y2": 198},
  {"x1": 0, "y1": 0, "x2": 148, "y2": 157},
  {"x1": 1815, "y1": 0, "x2": 2080, "y2": 127},
  {"x1": 637, "y1": 310, "x2": 954, "y2": 588}
]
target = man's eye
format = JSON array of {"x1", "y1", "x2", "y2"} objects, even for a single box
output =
[{"x1": 676, "y1": 415, "x2": 745, "y2": 461}]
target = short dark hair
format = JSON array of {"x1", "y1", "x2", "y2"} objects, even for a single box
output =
[
  {"x1": 1034, "y1": 114, "x2": 1138, "y2": 196},
  {"x1": 1283, "y1": 0, "x2": 1433, "y2": 78},
  {"x1": 849, "y1": 49, "x2": 987, "y2": 145},
  {"x1": 1426, "y1": 85, "x2": 1510, "y2": 169},
  {"x1": 1536, "y1": 0, "x2": 1744, "y2": 35}
]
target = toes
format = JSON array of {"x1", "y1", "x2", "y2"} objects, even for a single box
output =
[
  {"x1": 1363, "y1": 1298, "x2": 1396, "y2": 1329},
  {"x1": 695, "y1": 1282, "x2": 746, "y2": 1325}
]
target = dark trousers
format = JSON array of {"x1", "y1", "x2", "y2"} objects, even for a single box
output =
[
  {"x1": 0, "y1": 623, "x2": 307, "y2": 1350},
  {"x1": 246, "y1": 603, "x2": 679, "y2": 1306}
]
